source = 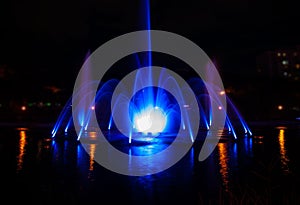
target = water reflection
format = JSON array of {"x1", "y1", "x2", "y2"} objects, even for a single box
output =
[
  {"x1": 278, "y1": 129, "x2": 290, "y2": 174},
  {"x1": 217, "y1": 143, "x2": 230, "y2": 192},
  {"x1": 244, "y1": 137, "x2": 253, "y2": 156},
  {"x1": 88, "y1": 132, "x2": 97, "y2": 171},
  {"x1": 88, "y1": 144, "x2": 96, "y2": 171},
  {"x1": 8, "y1": 124, "x2": 300, "y2": 204},
  {"x1": 16, "y1": 128, "x2": 28, "y2": 172}
]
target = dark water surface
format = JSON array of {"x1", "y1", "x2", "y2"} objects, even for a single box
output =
[{"x1": 1, "y1": 121, "x2": 300, "y2": 204}]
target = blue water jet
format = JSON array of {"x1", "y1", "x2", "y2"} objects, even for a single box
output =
[
  {"x1": 51, "y1": 0, "x2": 252, "y2": 143},
  {"x1": 51, "y1": 67, "x2": 252, "y2": 142}
]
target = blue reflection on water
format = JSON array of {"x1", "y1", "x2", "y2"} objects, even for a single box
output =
[
  {"x1": 243, "y1": 137, "x2": 253, "y2": 157},
  {"x1": 9, "y1": 123, "x2": 300, "y2": 204}
]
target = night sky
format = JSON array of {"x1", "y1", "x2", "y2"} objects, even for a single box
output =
[{"x1": 1, "y1": 0, "x2": 300, "y2": 95}]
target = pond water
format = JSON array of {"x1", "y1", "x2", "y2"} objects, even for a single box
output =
[{"x1": 1, "y1": 121, "x2": 300, "y2": 204}]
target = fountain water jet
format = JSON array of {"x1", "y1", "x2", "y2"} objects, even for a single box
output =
[
  {"x1": 51, "y1": 65, "x2": 252, "y2": 142},
  {"x1": 51, "y1": 0, "x2": 252, "y2": 146}
]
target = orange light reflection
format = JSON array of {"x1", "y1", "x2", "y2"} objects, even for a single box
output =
[
  {"x1": 217, "y1": 143, "x2": 230, "y2": 192},
  {"x1": 89, "y1": 144, "x2": 96, "y2": 171},
  {"x1": 17, "y1": 130, "x2": 27, "y2": 172},
  {"x1": 278, "y1": 129, "x2": 290, "y2": 174}
]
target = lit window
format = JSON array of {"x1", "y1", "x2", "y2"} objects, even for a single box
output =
[
  {"x1": 278, "y1": 105, "x2": 283, "y2": 110},
  {"x1": 283, "y1": 72, "x2": 288, "y2": 76},
  {"x1": 283, "y1": 53, "x2": 286, "y2": 57},
  {"x1": 296, "y1": 64, "x2": 300, "y2": 69},
  {"x1": 277, "y1": 52, "x2": 281, "y2": 57},
  {"x1": 282, "y1": 60, "x2": 288, "y2": 65}
]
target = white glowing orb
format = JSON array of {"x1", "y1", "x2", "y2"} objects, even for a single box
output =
[{"x1": 134, "y1": 107, "x2": 167, "y2": 134}]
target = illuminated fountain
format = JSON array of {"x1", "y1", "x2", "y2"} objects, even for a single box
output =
[
  {"x1": 51, "y1": 64, "x2": 252, "y2": 143},
  {"x1": 51, "y1": 0, "x2": 252, "y2": 145}
]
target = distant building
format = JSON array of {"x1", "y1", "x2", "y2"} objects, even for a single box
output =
[{"x1": 256, "y1": 45, "x2": 300, "y2": 81}]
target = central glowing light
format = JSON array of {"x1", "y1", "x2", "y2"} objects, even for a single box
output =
[{"x1": 134, "y1": 106, "x2": 167, "y2": 134}]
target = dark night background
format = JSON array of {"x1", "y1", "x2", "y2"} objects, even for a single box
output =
[{"x1": 1, "y1": 0, "x2": 300, "y2": 123}]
